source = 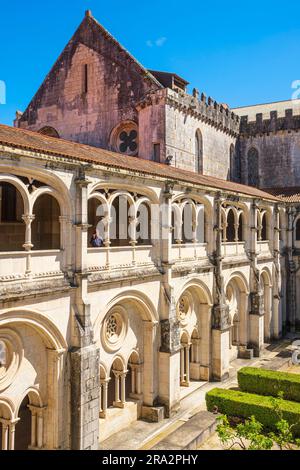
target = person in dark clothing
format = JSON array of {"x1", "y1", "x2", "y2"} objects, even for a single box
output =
[{"x1": 90, "y1": 231, "x2": 103, "y2": 247}]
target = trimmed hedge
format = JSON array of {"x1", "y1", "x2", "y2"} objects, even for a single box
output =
[
  {"x1": 238, "y1": 367, "x2": 300, "y2": 403},
  {"x1": 206, "y1": 388, "x2": 300, "y2": 436}
]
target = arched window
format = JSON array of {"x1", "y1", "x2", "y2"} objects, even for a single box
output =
[
  {"x1": 296, "y1": 218, "x2": 300, "y2": 241},
  {"x1": 0, "y1": 182, "x2": 25, "y2": 252},
  {"x1": 196, "y1": 204, "x2": 205, "y2": 243},
  {"x1": 226, "y1": 209, "x2": 235, "y2": 242},
  {"x1": 261, "y1": 213, "x2": 267, "y2": 241},
  {"x1": 136, "y1": 202, "x2": 151, "y2": 245},
  {"x1": 238, "y1": 213, "x2": 244, "y2": 242},
  {"x1": 182, "y1": 203, "x2": 194, "y2": 243},
  {"x1": 195, "y1": 130, "x2": 203, "y2": 174},
  {"x1": 248, "y1": 148, "x2": 259, "y2": 187},
  {"x1": 32, "y1": 194, "x2": 60, "y2": 250},
  {"x1": 15, "y1": 396, "x2": 31, "y2": 450},
  {"x1": 38, "y1": 126, "x2": 60, "y2": 138},
  {"x1": 88, "y1": 197, "x2": 106, "y2": 246},
  {"x1": 110, "y1": 195, "x2": 132, "y2": 247},
  {"x1": 230, "y1": 144, "x2": 241, "y2": 182}
]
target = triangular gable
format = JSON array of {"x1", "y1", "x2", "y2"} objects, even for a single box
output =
[{"x1": 19, "y1": 11, "x2": 162, "y2": 126}]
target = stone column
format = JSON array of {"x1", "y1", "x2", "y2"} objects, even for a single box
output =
[
  {"x1": 248, "y1": 200, "x2": 265, "y2": 356},
  {"x1": 71, "y1": 168, "x2": 100, "y2": 451},
  {"x1": 0, "y1": 419, "x2": 9, "y2": 450},
  {"x1": 37, "y1": 409, "x2": 44, "y2": 449},
  {"x1": 136, "y1": 366, "x2": 142, "y2": 395},
  {"x1": 287, "y1": 206, "x2": 297, "y2": 332},
  {"x1": 185, "y1": 344, "x2": 191, "y2": 386},
  {"x1": 120, "y1": 371, "x2": 127, "y2": 405},
  {"x1": 30, "y1": 409, "x2": 37, "y2": 448},
  {"x1": 212, "y1": 194, "x2": 230, "y2": 381},
  {"x1": 130, "y1": 366, "x2": 136, "y2": 394},
  {"x1": 99, "y1": 379, "x2": 109, "y2": 419},
  {"x1": 158, "y1": 317, "x2": 181, "y2": 417},
  {"x1": 180, "y1": 346, "x2": 185, "y2": 384},
  {"x1": 8, "y1": 419, "x2": 19, "y2": 451},
  {"x1": 22, "y1": 214, "x2": 35, "y2": 274},
  {"x1": 272, "y1": 205, "x2": 282, "y2": 339}
]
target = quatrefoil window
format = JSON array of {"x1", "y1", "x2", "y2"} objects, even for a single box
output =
[
  {"x1": 119, "y1": 130, "x2": 138, "y2": 153},
  {"x1": 111, "y1": 121, "x2": 139, "y2": 156}
]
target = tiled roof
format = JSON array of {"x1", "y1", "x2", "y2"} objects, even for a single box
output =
[
  {"x1": 0, "y1": 124, "x2": 279, "y2": 201},
  {"x1": 263, "y1": 187, "x2": 300, "y2": 203}
]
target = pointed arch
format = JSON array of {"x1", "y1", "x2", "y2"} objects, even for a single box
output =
[{"x1": 248, "y1": 147, "x2": 259, "y2": 187}]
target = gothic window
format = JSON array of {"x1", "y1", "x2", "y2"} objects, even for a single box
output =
[
  {"x1": 226, "y1": 209, "x2": 235, "y2": 242},
  {"x1": 261, "y1": 213, "x2": 267, "y2": 241},
  {"x1": 247, "y1": 148, "x2": 259, "y2": 187},
  {"x1": 195, "y1": 130, "x2": 203, "y2": 174},
  {"x1": 111, "y1": 122, "x2": 139, "y2": 156},
  {"x1": 230, "y1": 144, "x2": 241, "y2": 182},
  {"x1": 31, "y1": 194, "x2": 61, "y2": 250},
  {"x1": 238, "y1": 213, "x2": 244, "y2": 242},
  {"x1": 296, "y1": 219, "x2": 300, "y2": 241}
]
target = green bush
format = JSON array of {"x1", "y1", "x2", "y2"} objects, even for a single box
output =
[
  {"x1": 206, "y1": 388, "x2": 300, "y2": 436},
  {"x1": 238, "y1": 367, "x2": 300, "y2": 403}
]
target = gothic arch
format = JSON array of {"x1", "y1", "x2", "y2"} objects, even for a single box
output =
[{"x1": 247, "y1": 147, "x2": 259, "y2": 187}]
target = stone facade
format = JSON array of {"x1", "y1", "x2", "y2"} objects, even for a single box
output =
[{"x1": 0, "y1": 10, "x2": 298, "y2": 450}]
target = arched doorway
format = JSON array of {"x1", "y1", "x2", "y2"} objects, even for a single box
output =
[
  {"x1": 0, "y1": 182, "x2": 25, "y2": 252},
  {"x1": 261, "y1": 271, "x2": 273, "y2": 342},
  {"x1": 32, "y1": 194, "x2": 61, "y2": 250},
  {"x1": 226, "y1": 275, "x2": 249, "y2": 361},
  {"x1": 15, "y1": 395, "x2": 31, "y2": 450},
  {"x1": 180, "y1": 332, "x2": 191, "y2": 387},
  {"x1": 176, "y1": 282, "x2": 212, "y2": 385}
]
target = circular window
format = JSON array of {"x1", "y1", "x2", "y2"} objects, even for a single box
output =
[
  {"x1": 0, "y1": 329, "x2": 23, "y2": 392},
  {"x1": 101, "y1": 307, "x2": 128, "y2": 352},
  {"x1": 110, "y1": 122, "x2": 139, "y2": 156}
]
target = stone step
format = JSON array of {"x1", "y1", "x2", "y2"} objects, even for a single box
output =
[{"x1": 150, "y1": 410, "x2": 218, "y2": 450}]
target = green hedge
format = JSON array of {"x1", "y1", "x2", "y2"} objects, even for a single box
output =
[
  {"x1": 238, "y1": 367, "x2": 300, "y2": 403},
  {"x1": 206, "y1": 388, "x2": 300, "y2": 436}
]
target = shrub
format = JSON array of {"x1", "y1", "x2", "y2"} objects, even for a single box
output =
[
  {"x1": 238, "y1": 367, "x2": 300, "y2": 403},
  {"x1": 206, "y1": 388, "x2": 300, "y2": 436}
]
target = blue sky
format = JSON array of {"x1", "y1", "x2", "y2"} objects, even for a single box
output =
[{"x1": 1, "y1": 0, "x2": 300, "y2": 125}]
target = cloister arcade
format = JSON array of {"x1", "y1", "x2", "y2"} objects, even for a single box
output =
[
  {"x1": 0, "y1": 309, "x2": 67, "y2": 451},
  {"x1": 0, "y1": 167, "x2": 282, "y2": 448}
]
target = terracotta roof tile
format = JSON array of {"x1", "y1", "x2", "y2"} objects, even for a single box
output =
[
  {"x1": 0, "y1": 124, "x2": 279, "y2": 201},
  {"x1": 263, "y1": 187, "x2": 300, "y2": 203}
]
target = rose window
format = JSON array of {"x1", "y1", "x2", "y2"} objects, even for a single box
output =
[
  {"x1": 106, "y1": 314, "x2": 119, "y2": 340},
  {"x1": 102, "y1": 308, "x2": 128, "y2": 352}
]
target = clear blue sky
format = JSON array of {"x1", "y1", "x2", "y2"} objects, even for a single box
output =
[{"x1": 1, "y1": 0, "x2": 300, "y2": 126}]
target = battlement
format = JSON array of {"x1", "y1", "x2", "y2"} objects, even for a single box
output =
[
  {"x1": 234, "y1": 100, "x2": 300, "y2": 136},
  {"x1": 138, "y1": 88, "x2": 241, "y2": 137}
]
